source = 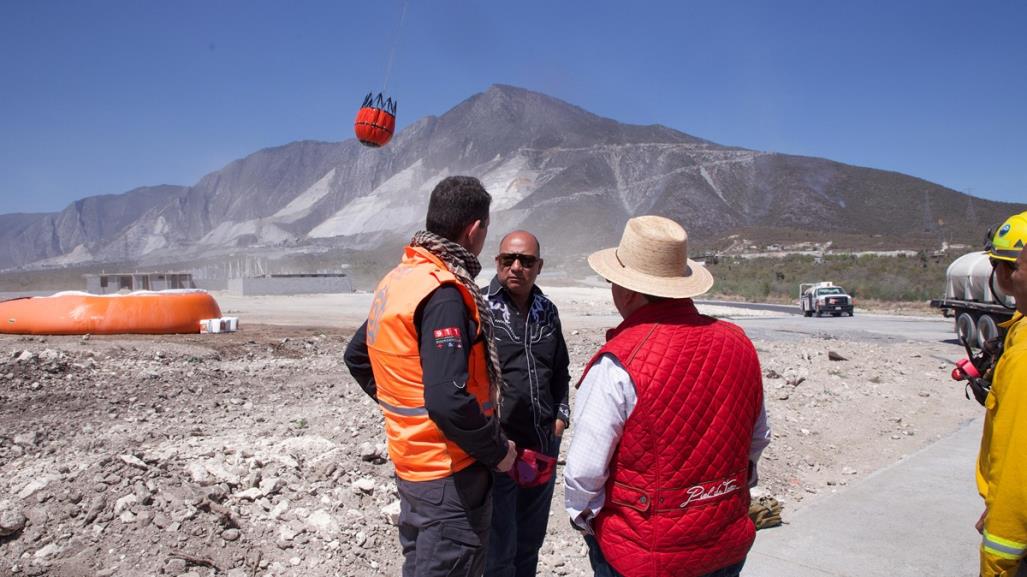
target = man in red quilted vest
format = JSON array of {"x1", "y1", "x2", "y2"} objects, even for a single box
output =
[{"x1": 565, "y1": 215, "x2": 771, "y2": 577}]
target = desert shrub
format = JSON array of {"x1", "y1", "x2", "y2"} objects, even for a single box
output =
[{"x1": 707, "y1": 251, "x2": 955, "y2": 303}]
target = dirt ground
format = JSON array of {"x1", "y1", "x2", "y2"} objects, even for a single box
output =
[{"x1": 0, "y1": 289, "x2": 980, "y2": 576}]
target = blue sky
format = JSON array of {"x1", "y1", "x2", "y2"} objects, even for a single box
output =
[{"x1": 1, "y1": 0, "x2": 1024, "y2": 214}]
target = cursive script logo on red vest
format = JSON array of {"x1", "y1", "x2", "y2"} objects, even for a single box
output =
[{"x1": 681, "y1": 477, "x2": 740, "y2": 508}]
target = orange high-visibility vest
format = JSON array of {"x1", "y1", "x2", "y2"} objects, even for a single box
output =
[{"x1": 366, "y1": 245, "x2": 493, "y2": 482}]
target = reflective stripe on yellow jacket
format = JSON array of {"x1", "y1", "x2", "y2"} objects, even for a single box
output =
[
  {"x1": 366, "y1": 245, "x2": 493, "y2": 482},
  {"x1": 977, "y1": 312, "x2": 1027, "y2": 576}
]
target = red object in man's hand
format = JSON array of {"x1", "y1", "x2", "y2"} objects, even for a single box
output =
[
  {"x1": 507, "y1": 448, "x2": 556, "y2": 488},
  {"x1": 952, "y1": 357, "x2": 981, "y2": 381}
]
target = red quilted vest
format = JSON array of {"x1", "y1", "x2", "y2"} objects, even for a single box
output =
[{"x1": 581, "y1": 299, "x2": 763, "y2": 577}]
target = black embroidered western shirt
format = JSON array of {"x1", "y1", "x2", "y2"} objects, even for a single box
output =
[{"x1": 486, "y1": 275, "x2": 571, "y2": 452}]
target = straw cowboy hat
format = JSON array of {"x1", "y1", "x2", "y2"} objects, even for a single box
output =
[{"x1": 588, "y1": 215, "x2": 714, "y2": 299}]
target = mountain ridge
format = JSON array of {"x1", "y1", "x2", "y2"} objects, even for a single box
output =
[{"x1": 1, "y1": 84, "x2": 1023, "y2": 272}]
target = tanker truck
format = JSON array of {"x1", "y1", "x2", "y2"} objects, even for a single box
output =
[{"x1": 929, "y1": 251, "x2": 1016, "y2": 348}]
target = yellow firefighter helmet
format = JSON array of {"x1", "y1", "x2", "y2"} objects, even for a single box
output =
[{"x1": 988, "y1": 211, "x2": 1027, "y2": 262}]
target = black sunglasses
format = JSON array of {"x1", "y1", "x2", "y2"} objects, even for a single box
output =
[{"x1": 497, "y1": 253, "x2": 539, "y2": 268}]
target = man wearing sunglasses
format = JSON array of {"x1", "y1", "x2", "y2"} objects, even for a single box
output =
[
  {"x1": 976, "y1": 211, "x2": 1027, "y2": 577},
  {"x1": 484, "y1": 230, "x2": 571, "y2": 577}
]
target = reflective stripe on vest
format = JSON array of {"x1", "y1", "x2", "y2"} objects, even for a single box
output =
[
  {"x1": 379, "y1": 399, "x2": 494, "y2": 417},
  {"x1": 378, "y1": 399, "x2": 428, "y2": 416}
]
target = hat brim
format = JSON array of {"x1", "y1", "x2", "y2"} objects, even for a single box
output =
[
  {"x1": 587, "y1": 247, "x2": 714, "y2": 299},
  {"x1": 988, "y1": 249, "x2": 1020, "y2": 262}
]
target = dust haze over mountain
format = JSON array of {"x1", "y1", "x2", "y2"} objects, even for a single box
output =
[{"x1": 1, "y1": 84, "x2": 1023, "y2": 282}]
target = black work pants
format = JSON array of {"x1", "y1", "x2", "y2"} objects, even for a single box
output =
[{"x1": 397, "y1": 462, "x2": 493, "y2": 577}]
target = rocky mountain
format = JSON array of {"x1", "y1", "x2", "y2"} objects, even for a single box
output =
[
  {"x1": 0, "y1": 185, "x2": 189, "y2": 269},
  {"x1": 1, "y1": 84, "x2": 1023, "y2": 271}
]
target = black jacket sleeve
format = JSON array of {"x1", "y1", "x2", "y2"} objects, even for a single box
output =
[
  {"x1": 344, "y1": 321, "x2": 377, "y2": 401},
  {"x1": 552, "y1": 315, "x2": 572, "y2": 426},
  {"x1": 418, "y1": 285, "x2": 509, "y2": 468}
]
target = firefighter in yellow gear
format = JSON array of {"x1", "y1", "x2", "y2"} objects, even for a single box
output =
[{"x1": 977, "y1": 211, "x2": 1027, "y2": 576}]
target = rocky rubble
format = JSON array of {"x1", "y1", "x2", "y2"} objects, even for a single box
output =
[{"x1": 0, "y1": 322, "x2": 977, "y2": 576}]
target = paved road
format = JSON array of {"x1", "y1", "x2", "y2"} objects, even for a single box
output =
[
  {"x1": 733, "y1": 311, "x2": 957, "y2": 346},
  {"x1": 699, "y1": 298, "x2": 955, "y2": 341},
  {"x1": 696, "y1": 300, "x2": 959, "y2": 348},
  {"x1": 572, "y1": 298, "x2": 960, "y2": 349},
  {"x1": 745, "y1": 418, "x2": 984, "y2": 577},
  {"x1": 695, "y1": 299, "x2": 803, "y2": 315}
]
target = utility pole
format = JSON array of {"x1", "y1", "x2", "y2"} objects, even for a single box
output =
[
  {"x1": 966, "y1": 189, "x2": 978, "y2": 226},
  {"x1": 922, "y1": 190, "x2": 934, "y2": 233}
]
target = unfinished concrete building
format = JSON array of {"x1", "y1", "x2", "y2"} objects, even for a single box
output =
[{"x1": 84, "y1": 272, "x2": 196, "y2": 295}]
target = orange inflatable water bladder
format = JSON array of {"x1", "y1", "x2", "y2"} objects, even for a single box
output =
[{"x1": 0, "y1": 290, "x2": 223, "y2": 335}]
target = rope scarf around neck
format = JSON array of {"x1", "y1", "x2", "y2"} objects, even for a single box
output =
[{"x1": 410, "y1": 231, "x2": 505, "y2": 410}]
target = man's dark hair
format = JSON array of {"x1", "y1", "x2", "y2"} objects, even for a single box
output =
[{"x1": 426, "y1": 176, "x2": 491, "y2": 241}]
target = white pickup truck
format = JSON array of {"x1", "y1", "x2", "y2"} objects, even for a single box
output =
[{"x1": 800, "y1": 282, "x2": 854, "y2": 317}]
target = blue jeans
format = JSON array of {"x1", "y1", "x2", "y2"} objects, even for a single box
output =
[
  {"x1": 484, "y1": 435, "x2": 561, "y2": 577},
  {"x1": 585, "y1": 534, "x2": 746, "y2": 577}
]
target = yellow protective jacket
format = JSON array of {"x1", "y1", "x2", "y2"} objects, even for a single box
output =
[{"x1": 977, "y1": 311, "x2": 1027, "y2": 576}]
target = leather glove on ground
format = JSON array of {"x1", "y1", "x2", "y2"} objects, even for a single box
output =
[{"x1": 748, "y1": 496, "x2": 783, "y2": 530}]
